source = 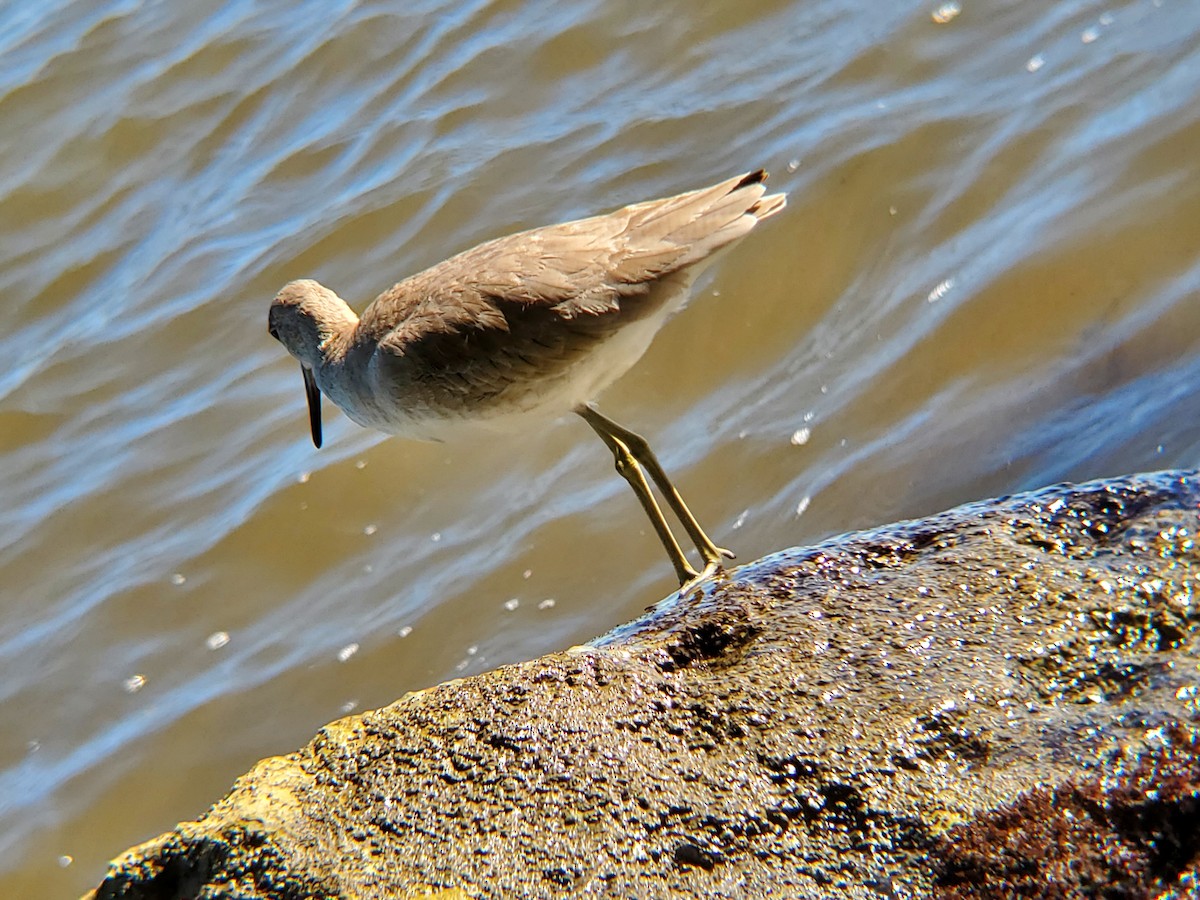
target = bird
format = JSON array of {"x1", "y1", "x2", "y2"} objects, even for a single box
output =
[{"x1": 268, "y1": 169, "x2": 787, "y2": 587}]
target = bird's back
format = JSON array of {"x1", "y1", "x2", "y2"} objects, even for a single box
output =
[{"x1": 336, "y1": 171, "x2": 785, "y2": 438}]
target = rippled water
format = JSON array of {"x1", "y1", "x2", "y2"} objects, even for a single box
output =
[{"x1": 2, "y1": 0, "x2": 1199, "y2": 894}]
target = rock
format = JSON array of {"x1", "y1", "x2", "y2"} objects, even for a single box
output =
[{"x1": 86, "y1": 470, "x2": 1200, "y2": 899}]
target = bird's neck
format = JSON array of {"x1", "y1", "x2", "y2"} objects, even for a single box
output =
[{"x1": 317, "y1": 307, "x2": 361, "y2": 364}]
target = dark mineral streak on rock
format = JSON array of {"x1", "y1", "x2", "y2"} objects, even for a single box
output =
[{"x1": 86, "y1": 471, "x2": 1200, "y2": 899}]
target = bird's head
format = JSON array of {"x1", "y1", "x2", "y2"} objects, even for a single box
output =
[{"x1": 268, "y1": 279, "x2": 356, "y2": 448}]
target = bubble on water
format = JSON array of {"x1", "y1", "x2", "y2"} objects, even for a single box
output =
[
  {"x1": 931, "y1": 2, "x2": 960, "y2": 24},
  {"x1": 206, "y1": 631, "x2": 230, "y2": 650},
  {"x1": 928, "y1": 278, "x2": 955, "y2": 303}
]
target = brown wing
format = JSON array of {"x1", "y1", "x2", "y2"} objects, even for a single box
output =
[{"x1": 357, "y1": 170, "x2": 784, "y2": 401}]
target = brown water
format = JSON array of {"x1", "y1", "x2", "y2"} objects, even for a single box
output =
[{"x1": 2, "y1": 0, "x2": 1199, "y2": 894}]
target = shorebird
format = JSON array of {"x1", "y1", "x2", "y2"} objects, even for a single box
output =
[{"x1": 269, "y1": 170, "x2": 786, "y2": 586}]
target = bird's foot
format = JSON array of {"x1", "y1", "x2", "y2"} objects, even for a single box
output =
[{"x1": 678, "y1": 559, "x2": 726, "y2": 595}]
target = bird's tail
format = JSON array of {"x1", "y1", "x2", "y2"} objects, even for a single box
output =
[{"x1": 626, "y1": 169, "x2": 787, "y2": 267}]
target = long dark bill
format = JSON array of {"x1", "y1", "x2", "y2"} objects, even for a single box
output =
[{"x1": 302, "y1": 366, "x2": 323, "y2": 448}]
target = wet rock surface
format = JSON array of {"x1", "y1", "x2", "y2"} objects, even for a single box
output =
[{"x1": 87, "y1": 471, "x2": 1200, "y2": 899}]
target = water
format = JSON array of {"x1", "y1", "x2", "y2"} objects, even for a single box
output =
[{"x1": 2, "y1": 0, "x2": 1198, "y2": 894}]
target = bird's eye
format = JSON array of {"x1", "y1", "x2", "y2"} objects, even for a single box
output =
[{"x1": 268, "y1": 325, "x2": 280, "y2": 340}]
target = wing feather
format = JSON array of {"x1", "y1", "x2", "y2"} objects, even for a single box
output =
[{"x1": 355, "y1": 170, "x2": 785, "y2": 406}]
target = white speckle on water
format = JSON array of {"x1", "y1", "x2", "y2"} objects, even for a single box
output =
[
  {"x1": 355, "y1": 459, "x2": 367, "y2": 469},
  {"x1": 337, "y1": 643, "x2": 359, "y2": 662},
  {"x1": 1026, "y1": 54, "x2": 1045, "y2": 73},
  {"x1": 1081, "y1": 26, "x2": 1099, "y2": 43},
  {"x1": 796, "y1": 496, "x2": 811, "y2": 517},
  {"x1": 732, "y1": 509, "x2": 750, "y2": 530},
  {"x1": 503, "y1": 598, "x2": 520, "y2": 611},
  {"x1": 298, "y1": 471, "x2": 311, "y2": 484},
  {"x1": 931, "y1": 2, "x2": 960, "y2": 24},
  {"x1": 787, "y1": 158, "x2": 800, "y2": 173},
  {"x1": 397, "y1": 625, "x2": 413, "y2": 638},
  {"x1": 466, "y1": 644, "x2": 478, "y2": 656},
  {"x1": 123, "y1": 674, "x2": 146, "y2": 694},
  {"x1": 58, "y1": 855, "x2": 73, "y2": 868},
  {"x1": 431, "y1": 532, "x2": 442, "y2": 542},
  {"x1": 363, "y1": 524, "x2": 377, "y2": 536},
  {"x1": 538, "y1": 598, "x2": 557, "y2": 610},
  {"x1": 1098, "y1": 12, "x2": 1114, "y2": 26},
  {"x1": 206, "y1": 631, "x2": 229, "y2": 650},
  {"x1": 927, "y1": 278, "x2": 955, "y2": 303},
  {"x1": 522, "y1": 569, "x2": 532, "y2": 579},
  {"x1": 340, "y1": 699, "x2": 358, "y2": 713},
  {"x1": 790, "y1": 427, "x2": 811, "y2": 446},
  {"x1": 170, "y1": 573, "x2": 186, "y2": 586}
]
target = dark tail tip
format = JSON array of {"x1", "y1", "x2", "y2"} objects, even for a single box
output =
[{"x1": 735, "y1": 169, "x2": 768, "y2": 190}]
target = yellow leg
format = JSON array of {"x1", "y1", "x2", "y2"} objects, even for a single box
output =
[
  {"x1": 577, "y1": 405, "x2": 732, "y2": 585},
  {"x1": 579, "y1": 409, "x2": 697, "y2": 584}
]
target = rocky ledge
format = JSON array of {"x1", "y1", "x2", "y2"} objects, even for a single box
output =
[{"x1": 88, "y1": 470, "x2": 1200, "y2": 899}]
